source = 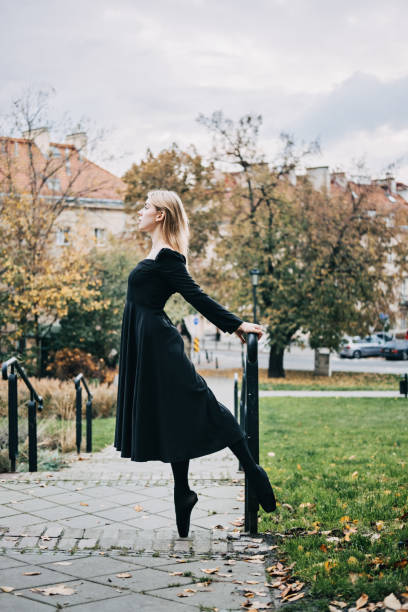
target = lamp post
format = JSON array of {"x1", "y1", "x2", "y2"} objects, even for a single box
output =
[{"x1": 250, "y1": 268, "x2": 260, "y2": 323}]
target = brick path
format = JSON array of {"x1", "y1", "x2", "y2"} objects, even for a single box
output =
[{"x1": 0, "y1": 377, "x2": 278, "y2": 611}]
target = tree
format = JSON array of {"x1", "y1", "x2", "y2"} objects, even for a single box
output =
[
  {"x1": 0, "y1": 87, "x2": 113, "y2": 374},
  {"x1": 122, "y1": 142, "x2": 224, "y2": 259},
  {"x1": 197, "y1": 110, "x2": 408, "y2": 376},
  {"x1": 45, "y1": 237, "x2": 139, "y2": 369}
]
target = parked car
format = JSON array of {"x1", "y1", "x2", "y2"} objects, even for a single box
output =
[
  {"x1": 339, "y1": 335, "x2": 386, "y2": 359},
  {"x1": 373, "y1": 331, "x2": 394, "y2": 343},
  {"x1": 381, "y1": 339, "x2": 408, "y2": 360}
]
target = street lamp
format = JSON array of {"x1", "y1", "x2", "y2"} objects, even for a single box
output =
[{"x1": 250, "y1": 268, "x2": 260, "y2": 323}]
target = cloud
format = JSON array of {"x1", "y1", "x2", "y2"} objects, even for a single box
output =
[{"x1": 0, "y1": 0, "x2": 408, "y2": 180}]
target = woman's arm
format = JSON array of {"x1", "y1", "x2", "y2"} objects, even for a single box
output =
[{"x1": 158, "y1": 252, "x2": 244, "y2": 334}]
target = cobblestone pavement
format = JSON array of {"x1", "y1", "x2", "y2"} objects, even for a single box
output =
[{"x1": 0, "y1": 441, "x2": 277, "y2": 610}]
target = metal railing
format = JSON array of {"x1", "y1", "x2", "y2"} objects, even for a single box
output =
[
  {"x1": 234, "y1": 332, "x2": 260, "y2": 534},
  {"x1": 1, "y1": 357, "x2": 43, "y2": 472},
  {"x1": 73, "y1": 373, "x2": 94, "y2": 454}
]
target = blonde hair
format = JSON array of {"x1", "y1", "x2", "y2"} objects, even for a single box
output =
[{"x1": 147, "y1": 190, "x2": 190, "y2": 261}]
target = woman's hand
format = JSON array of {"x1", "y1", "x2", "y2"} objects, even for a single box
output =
[{"x1": 234, "y1": 321, "x2": 264, "y2": 344}]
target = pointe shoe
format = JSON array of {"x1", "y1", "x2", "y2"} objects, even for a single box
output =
[
  {"x1": 174, "y1": 490, "x2": 198, "y2": 537},
  {"x1": 247, "y1": 465, "x2": 276, "y2": 512}
]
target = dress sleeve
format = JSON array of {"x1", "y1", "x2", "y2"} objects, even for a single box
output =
[{"x1": 157, "y1": 249, "x2": 244, "y2": 334}]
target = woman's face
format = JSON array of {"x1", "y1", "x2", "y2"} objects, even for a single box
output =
[{"x1": 138, "y1": 199, "x2": 163, "y2": 232}]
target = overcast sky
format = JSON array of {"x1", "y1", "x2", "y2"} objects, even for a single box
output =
[{"x1": 1, "y1": 0, "x2": 407, "y2": 181}]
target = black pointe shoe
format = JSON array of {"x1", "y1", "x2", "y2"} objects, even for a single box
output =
[
  {"x1": 248, "y1": 465, "x2": 277, "y2": 512},
  {"x1": 174, "y1": 490, "x2": 198, "y2": 537}
]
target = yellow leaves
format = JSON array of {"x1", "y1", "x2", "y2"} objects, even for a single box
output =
[
  {"x1": 297, "y1": 464, "x2": 302, "y2": 471},
  {"x1": 347, "y1": 556, "x2": 358, "y2": 565},
  {"x1": 351, "y1": 470, "x2": 359, "y2": 479},
  {"x1": 340, "y1": 516, "x2": 350, "y2": 523},
  {"x1": 324, "y1": 559, "x2": 337, "y2": 573}
]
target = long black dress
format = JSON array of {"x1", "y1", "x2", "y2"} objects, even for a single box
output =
[{"x1": 114, "y1": 247, "x2": 245, "y2": 463}]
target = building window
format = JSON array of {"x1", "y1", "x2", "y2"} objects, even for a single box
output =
[
  {"x1": 94, "y1": 228, "x2": 106, "y2": 246},
  {"x1": 47, "y1": 177, "x2": 61, "y2": 191},
  {"x1": 14, "y1": 141, "x2": 18, "y2": 157},
  {"x1": 56, "y1": 227, "x2": 70, "y2": 246}
]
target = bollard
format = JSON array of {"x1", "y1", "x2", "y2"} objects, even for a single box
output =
[
  {"x1": 75, "y1": 382, "x2": 82, "y2": 454},
  {"x1": 8, "y1": 371, "x2": 18, "y2": 472}
]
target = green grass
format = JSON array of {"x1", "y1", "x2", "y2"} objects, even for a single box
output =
[
  {"x1": 199, "y1": 368, "x2": 403, "y2": 390},
  {"x1": 90, "y1": 417, "x2": 115, "y2": 452},
  {"x1": 258, "y1": 397, "x2": 408, "y2": 610}
]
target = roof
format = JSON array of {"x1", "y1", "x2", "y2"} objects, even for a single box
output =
[{"x1": 0, "y1": 136, "x2": 126, "y2": 201}]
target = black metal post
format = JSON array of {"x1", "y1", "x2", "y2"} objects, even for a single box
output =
[
  {"x1": 252, "y1": 284, "x2": 257, "y2": 324},
  {"x1": 86, "y1": 399, "x2": 92, "y2": 452},
  {"x1": 8, "y1": 370, "x2": 18, "y2": 472},
  {"x1": 245, "y1": 332, "x2": 259, "y2": 534},
  {"x1": 238, "y1": 364, "x2": 247, "y2": 472},
  {"x1": 75, "y1": 382, "x2": 82, "y2": 454},
  {"x1": 27, "y1": 396, "x2": 37, "y2": 472},
  {"x1": 234, "y1": 373, "x2": 238, "y2": 420}
]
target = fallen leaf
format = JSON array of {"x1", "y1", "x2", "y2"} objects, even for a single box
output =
[
  {"x1": 383, "y1": 593, "x2": 401, "y2": 609},
  {"x1": 351, "y1": 471, "x2": 359, "y2": 479},
  {"x1": 80, "y1": 502, "x2": 88, "y2": 507},
  {"x1": 23, "y1": 572, "x2": 41, "y2": 576},
  {"x1": 330, "y1": 601, "x2": 347, "y2": 609},
  {"x1": 31, "y1": 584, "x2": 76, "y2": 596},
  {"x1": 115, "y1": 573, "x2": 132, "y2": 578},
  {"x1": 54, "y1": 562, "x2": 72, "y2": 566},
  {"x1": 355, "y1": 593, "x2": 368, "y2": 609},
  {"x1": 0, "y1": 586, "x2": 14, "y2": 593},
  {"x1": 201, "y1": 568, "x2": 219, "y2": 574},
  {"x1": 133, "y1": 505, "x2": 143, "y2": 511}
]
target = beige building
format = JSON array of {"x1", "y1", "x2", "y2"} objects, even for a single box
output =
[{"x1": 0, "y1": 128, "x2": 130, "y2": 250}]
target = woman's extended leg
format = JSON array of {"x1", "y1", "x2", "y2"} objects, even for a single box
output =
[
  {"x1": 171, "y1": 459, "x2": 198, "y2": 538},
  {"x1": 228, "y1": 436, "x2": 276, "y2": 512}
]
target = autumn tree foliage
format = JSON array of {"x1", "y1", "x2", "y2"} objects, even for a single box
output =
[
  {"x1": 122, "y1": 142, "x2": 224, "y2": 259},
  {"x1": 0, "y1": 88, "x2": 111, "y2": 374},
  {"x1": 197, "y1": 111, "x2": 408, "y2": 377}
]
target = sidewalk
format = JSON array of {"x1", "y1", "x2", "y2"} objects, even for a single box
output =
[{"x1": 0, "y1": 376, "x2": 277, "y2": 611}]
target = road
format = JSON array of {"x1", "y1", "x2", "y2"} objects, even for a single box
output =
[{"x1": 196, "y1": 337, "x2": 408, "y2": 374}]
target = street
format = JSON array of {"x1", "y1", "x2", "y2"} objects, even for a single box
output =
[{"x1": 197, "y1": 337, "x2": 408, "y2": 374}]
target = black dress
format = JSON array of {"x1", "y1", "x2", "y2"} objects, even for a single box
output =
[{"x1": 114, "y1": 247, "x2": 245, "y2": 463}]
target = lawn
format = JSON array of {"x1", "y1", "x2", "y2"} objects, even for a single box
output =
[
  {"x1": 258, "y1": 397, "x2": 408, "y2": 610},
  {"x1": 196, "y1": 368, "x2": 402, "y2": 391}
]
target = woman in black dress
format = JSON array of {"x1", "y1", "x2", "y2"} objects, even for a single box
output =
[{"x1": 114, "y1": 189, "x2": 276, "y2": 537}]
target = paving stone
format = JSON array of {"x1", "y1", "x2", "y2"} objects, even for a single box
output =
[
  {"x1": 30, "y1": 506, "x2": 84, "y2": 521},
  {"x1": 0, "y1": 564, "x2": 76, "y2": 588},
  {"x1": 56, "y1": 537, "x2": 78, "y2": 550},
  {"x1": 41, "y1": 554, "x2": 141, "y2": 578},
  {"x1": 15, "y1": 577, "x2": 125, "y2": 607},
  {"x1": 43, "y1": 525, "x2": 64, "y2": 538},
  {"x1": 5, "y1": 550, "x2": 87, "y2": 564},
  {"x1": 60, "y1": 526, "x2": 84, "y2": 539},
  {"x1": 0, "y1": 593, "x2": 52, "y2": 610},
  {"x1": 59, "y1": 514, "x2": 108, "y2": 528},
  {"x1": 66, "y1": 592, "x2": 199, "y2": 611},
  {"x1": 0, "y1": 554, "x2": 28, "y2": 569},
  {"x1": 147, "y1": 577, "x2": 249, "y2": 608},
  {"x1": 77, "y1": 538, "x2": 97, "y2": 550},
  {"x1": 16, "y1": 536, "x2": 40, "y2": 549},
  {"x1": 108, "y1": 553, "x2": 180, "y2": 568},
  {"x1": 93, "y1": 565, "x2": 194, "y2": 591}
]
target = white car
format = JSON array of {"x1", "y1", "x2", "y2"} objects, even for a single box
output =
[{"x1": 339, "y1": 335, "x2": 386, "y2": 359}]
